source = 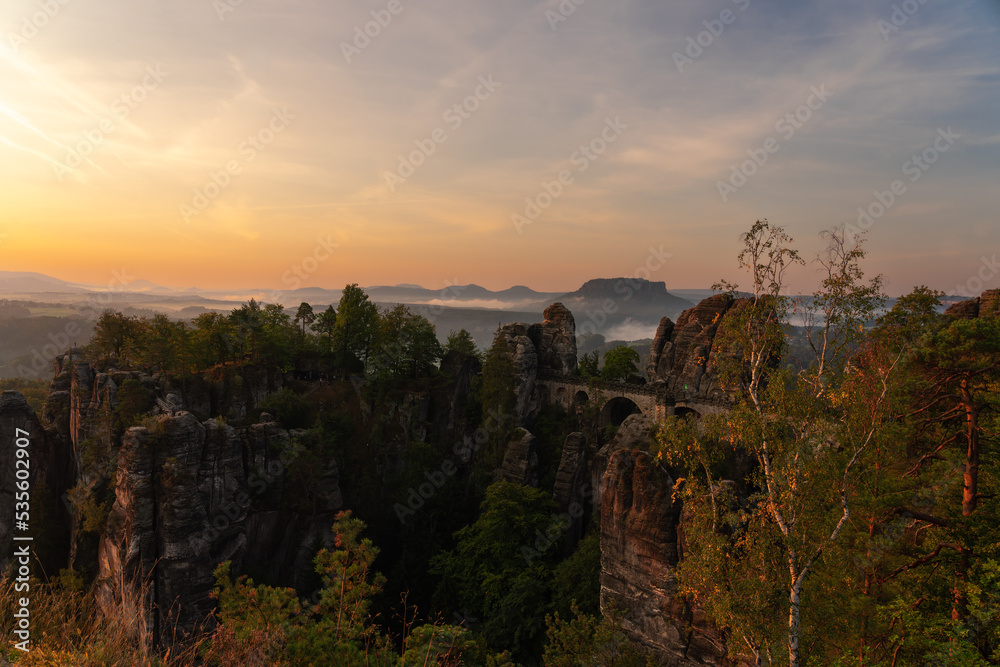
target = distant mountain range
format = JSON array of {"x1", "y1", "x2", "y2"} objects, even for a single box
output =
[
  {"x1": 0, "y1": 271, "x2": 978, "y2": 353},
  {"x1": 0, "y1": 271, "x2": 90, "y2": 294}
]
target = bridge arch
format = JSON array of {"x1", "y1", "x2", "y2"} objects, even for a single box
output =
[
  {"x1": 600, "y1": 396, "x2": 642, "y2": 428},
  {"x1": 534, "y1": 374, "x2": 729, "y2": 426}
]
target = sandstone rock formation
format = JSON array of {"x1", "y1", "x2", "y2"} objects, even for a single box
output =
[
  {"x1": 98, "y1": 413, "x2": 247, "y2": 646},
  {"x1": 552, "y1": 432, "x2": 591, "y2": 551},
  {"x1": 498, "y1": 302, "x2": 578, "y2": 424},
  {"x1": 529, "y1": 303, "x2": 577, "y2": 376},
  {"x1": 646, "y1": 294, "x2": 745, "y2": 402},
  {"x1": 601, "y1": 448, "x2": 727, "y2": 665},
  {"x1": 944, "y1": 289, "x2": 1000, "y2": 319},
  {"x1": 498, "y1": 428, "x2": 539, "y2": 487},
  {"x1": 591, "y1": 413, "x2": 655, "y2": 512},
  {"x1": 498, "y1": 323, "x2": 539, "y2": 424},
  {"x1": 97, "y1": 412, "x2": 342, "y2": 646}
]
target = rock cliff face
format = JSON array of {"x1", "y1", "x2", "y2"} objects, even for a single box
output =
[
  {"x1": 600, "y1": 449, "x2": 727, "y2": 665},
  {"x1": 591, "y1": 413, "x2": 655, "y2": 512},
  {"x1": 98, "y1": 412, "x2": 342, "y2": 646},
  {"x1": 552, "y1": 432, "x2": 590, "y2": 552},
  {"x1": 498, "y1": 428, "x2": 539, "y2": 487},
  {"x1": 529, "y1": 303, "x2": 578, "y2": 376},
  {"x1": 498, "y1": 323, "x2": 539, "y2": 424},
  {"x1": 498, "y1": 302, "x2": 578, "y2": 424},
  {"x1": 646, "y1": 294, "x2": 745, "y2": 401},
  {"x1": 944, "y1": 289, "x2": 1000, "y2": 319}
]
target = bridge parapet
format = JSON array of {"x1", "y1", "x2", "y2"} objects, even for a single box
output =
[
  {"x1": 536, "y1": 373, "x2": 663, "y2": 398},
  {"x1": 536, "y1": 372, "x2": 738, "y2": 422}
]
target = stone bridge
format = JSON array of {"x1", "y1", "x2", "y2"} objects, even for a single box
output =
[{"x1": 536, "y1": 373, "x2": 734, "y2": 426}]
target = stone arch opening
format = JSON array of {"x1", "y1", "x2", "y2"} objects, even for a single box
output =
[
  {"x1": 574, "y1": 390, "x2": 589, "y2": 406},
  {"x1": 601, "y1": 396, "x2": 642, "y2": 428}
]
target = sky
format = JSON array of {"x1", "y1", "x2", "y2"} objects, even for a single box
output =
[{"x1": 0, "y1": 0, "x2": 997, "y2": 296}]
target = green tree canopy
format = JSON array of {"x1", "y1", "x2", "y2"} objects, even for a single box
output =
[
  {"x1": 369, "y1": 304, "x2": 442, "y2": 380},
  {"x1": 294, "y1": 301, "x2": 315, "y2": 336},
  {"x1": 445, "y1": 328, "x2": 481, "y2": 360},
  {"x1": 600, "y1": 345, "x2": 640, "y2": 382},
  {"x1": 331, "y1": 284, "x2": 379, "y2": 378}
]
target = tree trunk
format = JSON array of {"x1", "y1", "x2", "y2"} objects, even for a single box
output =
[
  {"x1": 788, "y1": 554, "x2": 802, "y2": 667},
  {"x1": 954, "y1": 378, "x2": 977, "y2": 622},
  {"x1": 960, "y1": 378, "x2": 979, "y2": 517}
]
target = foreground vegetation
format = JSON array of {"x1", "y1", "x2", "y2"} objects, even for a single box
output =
[{"x1": 657, "y1": 222, "x2": 999, "y2": 666}]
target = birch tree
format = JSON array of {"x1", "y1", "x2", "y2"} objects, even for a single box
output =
[{"x1": 659, "y1": 220, "x2": 895, "y2": 666}]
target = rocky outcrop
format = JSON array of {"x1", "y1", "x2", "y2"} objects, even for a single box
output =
[
  {"x1": 601, "y1": 449, "x2": 727, "y2": 665},
  {"x1": 42, "y1": 354, "x2": 160, "y2": 573},
  {"x1": 646, "y1": 294, "x2": 745, "y2": 401},
  {"x1": 98, "y1": 414, "x2": 243, "y2": 646},
  {"x1": 552, "y1": 432, "x2": 591, "y2": 551},
  {"x1": 945, "y1": 289, "x2": 1000, "y2": 320},
  {"x1": 499, "y1": 302, "x2": 579, "y2": 424},
  {"x1": 528, "y1": 303, "x2": 577, "y2": 376},
  {"x1": 498, "y1": 323, "x2": 539, "y2": 424},
  {"x1": 592, "y1": 413, "x2": 655, "y2": 512},
  {"x1": 98, "y1": 412, "x2": 342, "y2": 647},
  {"x1": 498, "y1": 428, "x2": 539, "y2": 487}
]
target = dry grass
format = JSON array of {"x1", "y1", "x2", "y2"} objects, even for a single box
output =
[{"x1": 0, "y1": 567, "x2": 208, "y2": 666}]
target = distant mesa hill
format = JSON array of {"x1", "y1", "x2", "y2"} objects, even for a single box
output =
[{"x1": 553, "y1": 278, "x2": 694, "y2": 323}]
